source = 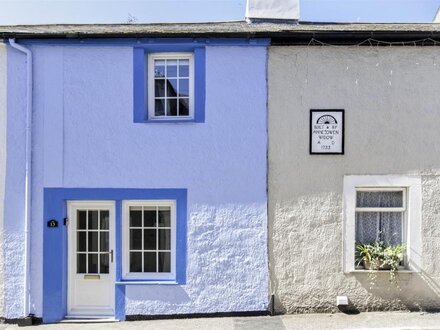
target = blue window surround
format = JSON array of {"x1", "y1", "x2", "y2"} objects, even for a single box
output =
[
  {"x1": 134, "y1": 46, "x2": 206, "y2": 123},
  {"x1": 43, "y1": 188, "x2": 187, "y2": 323}
]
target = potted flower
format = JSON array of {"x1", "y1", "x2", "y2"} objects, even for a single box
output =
[{"x1": 355, "y1": 241, "x2": 406, "y2": 286}]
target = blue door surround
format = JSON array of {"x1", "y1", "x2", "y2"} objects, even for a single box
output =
[{"x1": 43, "y1": 188, "x2": 187, "y2": 323}]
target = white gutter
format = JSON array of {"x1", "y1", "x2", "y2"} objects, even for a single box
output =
[{"x1": 8, "y1": 38, "x2": 32, "y2": 318}]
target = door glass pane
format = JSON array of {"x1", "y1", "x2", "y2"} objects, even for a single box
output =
[
  {"x1": 100, "y1": 254, "x2": 109, "y2": 274},
  {"x1": 144, "y1": 229, "x2": 156, "y2": 250},
  {"x1": 130, "y1": 229, "x2": 142, "y2": 250},
  {"x1": 144, "y1": 252, "x2": 156, "y2": 272},
  {"x1": 77, "y1": 232, "x2": 87, "y2": 252},
  {"x1": 100, "y1": 210, "x2": 109, "y2": 229},
  {"x1": 130, "y1": 207, "x2": 142, "y2": 227},
  {"x1": 130, "y1": 252, "x2": 142, "y2": 272},
  {"x1": 88, "y1": 254, "x2": 98, "y2": 273},
  {"x1": 88, "y1": 232, "x2": 98, "y2": 252},
  {"x1": 144, "y1": 207, "x2": 156, "y2": 227},
  {"x1": 158, "y1": 207, "x2": 171, "y2": 227},
  {"x1": 159, "y1": 229, "x2": 171, "y2": 250},
  {"x1": 100, "y1": 232, "x2": 109, "y2": 252},
  {"x1": 88, "y1": 210, "x2": 99, "y2": 229},
  {"x1": 158, "y1": 252, "x2": 171, "y2": 272},
  {"x1": 77, "y1": 253, "x2": 86, "y2": 273},
  {"x1": 77, "y1": 211, "x2": 87, "y2": 229}
]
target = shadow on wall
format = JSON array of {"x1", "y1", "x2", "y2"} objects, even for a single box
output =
[{"x1": 350, "y1": 271, "x2": 440, "y2": 312}]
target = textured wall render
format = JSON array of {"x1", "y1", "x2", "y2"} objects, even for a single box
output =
[
  {"x1": 20, "y1": 45, "x2": 268, "y2": 317},
  {"x1": 269, "y1": 46, "x2": 440, "y2": 313},
  {"x1": 0, "y1": 43, "x2": 7, "y2": 317}
]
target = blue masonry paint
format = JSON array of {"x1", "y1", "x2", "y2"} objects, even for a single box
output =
[{"x1": 43, "y1": 188, "x2": 187, "y2": 323}]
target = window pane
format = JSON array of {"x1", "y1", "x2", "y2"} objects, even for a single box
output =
[
  {"x1": 179, "y1": 59, "x2": 189, "y2": 77},
  {"x1": 167, "y1": 79, "x2": 178, "y2": 97},
  {"x1": 88, "y1": 232, "x2": 98, "y2": 252},
  {"x1": 77, "y1": 232, "x2": 87, "y2": 252},
  {"x1": 166, "y1": 60, "x2": 178, "y2": 77},
  {"x1": 355, "y1": 212, "x2": 379, "y2": 244},
  {"x1": 77, "y1": 210, "x2": 87, "y2": 229},
  {"x1": 379, "y1": 212, "x2": 402, "y2": 245},
  {"x1": 144, "y1": 229, "x2": 156, "y2": 250},
  {"x1": 144, "y1": 208, "x2": 156, "y2": 227},
  {"x1": 159, "y1": 252, "x2": 171, "y2": 272},
  {"x1": 167, "y1": 99, "x2": 177, "y2": 116},
  {"x1": 179, "y1": 98, "x2": 189, "y2": 116},
  {"x1": 356, "y1": 212, "x2": 402, "y2": 246},
  {"x1": 155, "y1": 99, "x2": 165, "y2": 116},
  {"x1": 356, "y1": 191, "x2": 403, "y2": 208},
  {"x1": 130, "y1": 207, "x2": 142, "y2": 227},
  {"x1": 100, "y1": 210, "x2": 109, "y2": 230},
  {"x1": 77, "y1": 254, "x2": 86, "y2": 273},
  {"x1": 100, "y1": 232, "x2": 109, "y2": 252},
  {"x1": 130, "y1": 229, "x2": 142, "y2": 250},
  {"x1": 159, "y1": 229, "x2": 171, "y2": 250},
  {"x1": 144, "y1": 252, "x2": 156, "y2": 272},
  {"x1": 158, "y1": 207, "x2": 171, "y2": 227},
  {"x1": 155, "y1": 79, "x2": 165, "y2": 97},
  {"x1": 88, "y1": 254, "x2": 99, "y2": 273},
  {"x1": 88, "y1": 210, "x2": 98, "y2": 229},
  {"x1": 100, "y1": 254, "x2": 109, "y2": 274},
  {"x1": 179, "y1": 79, "x2": 189, "y2": 97},
  {"x1": 154, "y1": 60, "x2": 165, "y2": 78},
  {"x1": 130, "y1": 252, "x2": 142, "y2": 272}
]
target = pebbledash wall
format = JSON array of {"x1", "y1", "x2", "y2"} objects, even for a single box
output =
[
  {"x1": 3, "y1": 41, "x2": 269, "y2": 321},
  {"x1": 268, "y1": 46, "x2": 440, "y2": 313},
  {"x1": 0, "y1": 43, "x2": 6, "y2": 318}
]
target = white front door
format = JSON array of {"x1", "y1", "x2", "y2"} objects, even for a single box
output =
[{"x1": 67, "y1": 201, "x2": 115, "y2": 318}]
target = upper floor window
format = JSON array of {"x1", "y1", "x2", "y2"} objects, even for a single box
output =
[
  {"x1": 133, "y1": 47, "x2": 206, "y2": 123},
  {"x1": 148, "y1": 53, "x2": 194, "y2": 120}
]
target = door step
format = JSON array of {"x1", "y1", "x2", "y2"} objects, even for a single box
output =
[{"x1": 61, "y1": 317, "x2": 117, "y2": 323}]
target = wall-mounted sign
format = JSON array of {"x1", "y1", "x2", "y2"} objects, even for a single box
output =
[
  {"x1": 310, "y1": 109, "x2": 344, "y2": 154},
  {"x1": 47, "y1": 219, "x2": 58, "y2": 228}
]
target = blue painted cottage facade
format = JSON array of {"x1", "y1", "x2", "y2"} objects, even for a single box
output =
[{"x1": 0, "y1": 31, "x2": 270, "y2": 322}]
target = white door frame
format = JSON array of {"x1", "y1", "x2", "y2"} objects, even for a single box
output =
[{"x1": 67, "y1": 200, "x2": 116, "y2": 318}]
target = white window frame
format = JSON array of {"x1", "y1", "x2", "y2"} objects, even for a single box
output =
[
  {"x1": 122, "y1": 200, "x2": 177, "y2": 280},
  {"x1": 147, "y1": 52, "x2": 195, "y2": 120},
  {"x1": 343, "y1": 175, "x2": 422, "y2": 273}
]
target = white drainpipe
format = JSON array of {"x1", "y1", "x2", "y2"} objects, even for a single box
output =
[{"x1": 8, "y1": 38, "x2": 32, "y2": 318}]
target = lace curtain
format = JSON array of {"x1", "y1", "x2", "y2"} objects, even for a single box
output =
[{"x1": 355, "y1": 191, "x2": 403, "y2": 246}]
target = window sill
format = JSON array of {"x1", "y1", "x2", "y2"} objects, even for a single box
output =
[
  {"x1": 116, "y1": 280, "x2": 179, "y2": 285},
  {"x1": 349, "y1": 269, "x2": 416, "y2": 274},
  {"x1": 134, "y1": 119, "x2": 198, "y2": 124}
]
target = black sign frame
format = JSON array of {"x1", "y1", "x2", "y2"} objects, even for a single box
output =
[{"x1": 309, "y1": 109, "x2": 345, "y2": 155}]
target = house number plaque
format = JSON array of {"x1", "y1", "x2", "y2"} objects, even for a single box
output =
[
  {"x1": 309, "y1": 109, "x2": 344, "y2": 154},
  {"x1": 47, "y1": 219, "x2": 58, "y2": 228}
]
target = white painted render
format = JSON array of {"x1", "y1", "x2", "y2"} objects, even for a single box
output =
[
  {"x1": 0, "y1": 43, "x2": 7, "y2": 317},
  {"x1": 269, "y1": 46, "x2": 440, "y2": 313},
  {"x1": 246, "y1": 0, "x2": 299, "y2": 21}
]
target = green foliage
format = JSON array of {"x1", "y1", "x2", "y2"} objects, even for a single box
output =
[{"x1": 355, "y1": 241, "x2": 406, "y2": 287}]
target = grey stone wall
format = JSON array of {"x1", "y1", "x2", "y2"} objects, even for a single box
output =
[{"x1": 268, "y1": 46, "x2": 440, "y2": 313}]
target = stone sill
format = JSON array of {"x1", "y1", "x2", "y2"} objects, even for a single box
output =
[{"x1": 350, "y1": 269, "x2": 416, "y2": 274}]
